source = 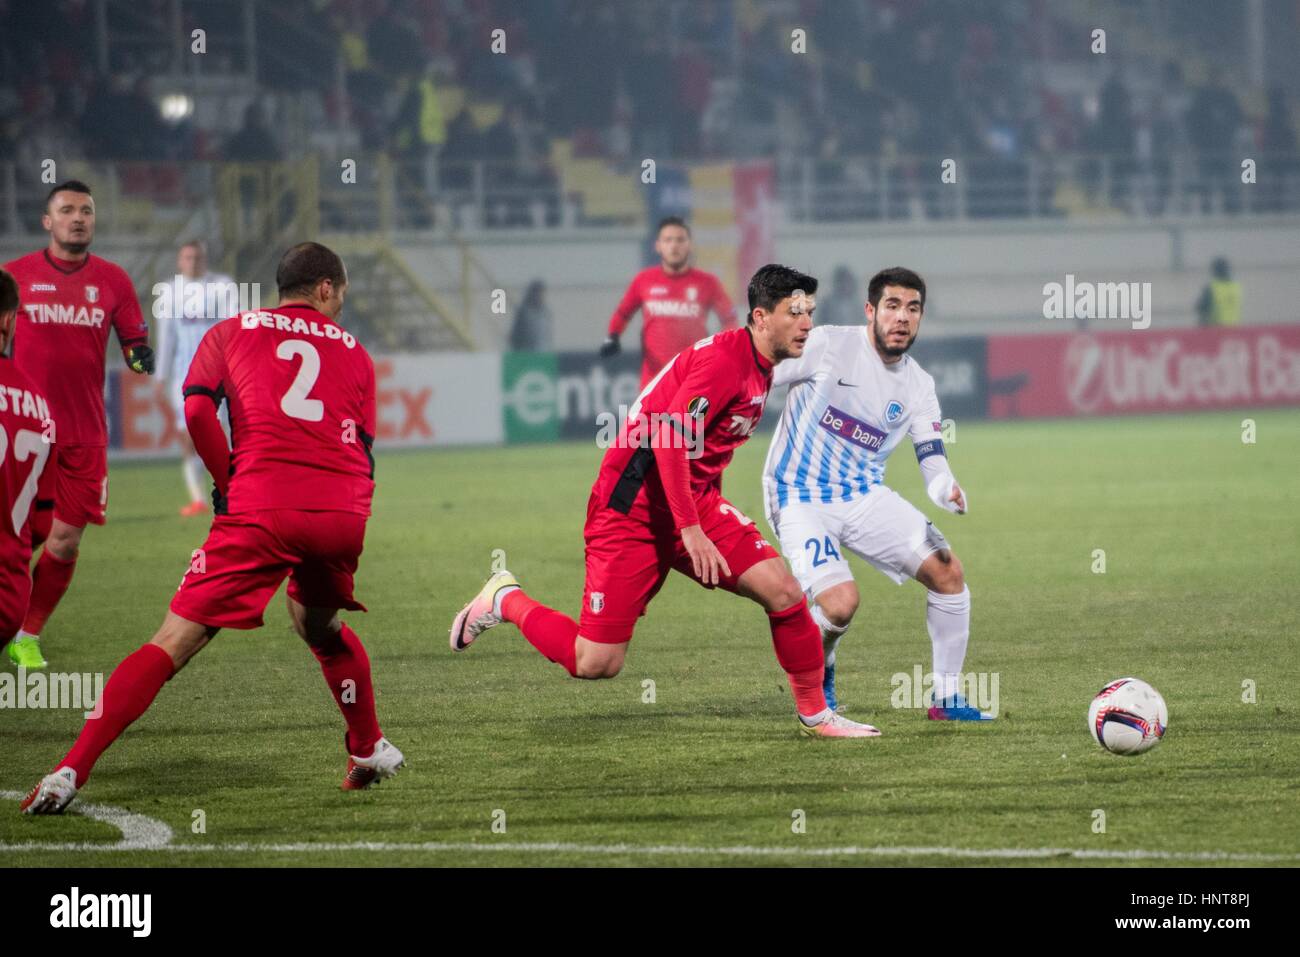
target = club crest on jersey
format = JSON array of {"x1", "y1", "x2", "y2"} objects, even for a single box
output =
[
  {"x1": 686, "y1": 396, "x2": 710, "y2": 420},
  {"x1": 590, "y1": 592, "x2": 605, "y2": 613},
  {"x1": 85, "y1": 285, "x2": 99, "y2": 303},
  {"x1": 884, "y1": 399, "x2": 906, "y2": 425},
  {"x1": 686, "y1": 286, "x2": 698, "y2": 301}
]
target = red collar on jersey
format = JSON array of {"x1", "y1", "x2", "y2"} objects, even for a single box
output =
[
  {"x1": 274, "y1": 301, "x2": 336, "y2": 321},
  {"x1": 745, "y1": 327, "x2": 773, "y2": 375},
  {"x1": 43, "y1": 249, "x2": 91, "y2": 275}
]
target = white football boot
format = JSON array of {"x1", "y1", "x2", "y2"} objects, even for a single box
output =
[
  {"x1": 450, "y1": 570, "x2": 519, "y2": 651},
  {"x1": 20, "y1": 767, "x2": 79, "y2": 814},
  {"x1": 798, "y1": 711, "x2": 883, "y2": 738},
  {"x1": 341, "y1": 736, "x2": 405, "y2": 790}
]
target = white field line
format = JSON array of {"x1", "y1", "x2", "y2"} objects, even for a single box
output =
[
  {"x1": 0, "y1": 790, "x2": 172, "y2": 850},
  {"x1": 3, "y1": 792, "x2": 1295, "y2": 862}
]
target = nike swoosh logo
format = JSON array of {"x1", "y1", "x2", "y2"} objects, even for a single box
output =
[{"x1": 837, "y1": 378, "x2": 858, "y2": 387}]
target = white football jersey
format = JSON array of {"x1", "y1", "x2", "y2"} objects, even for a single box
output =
[
  {"x1": 763, "y1": 325, "x2": 944, "y2": 516},
  {"x1": 155, "y1": 272, "x2": 237, "y2": 387}
]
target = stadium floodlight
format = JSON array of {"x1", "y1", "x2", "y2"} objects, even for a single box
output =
[{"x1": 159, "y1": 92, "x2": 194, "y2": 122}]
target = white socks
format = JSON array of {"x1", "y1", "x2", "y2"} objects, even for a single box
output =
[
  {"x1": 810, "y1": 602, "x2": 849, "y2": 667},
  {"x1": 493, "y1": 585, "x2": 519, "y2": 617},
  {"x1": 182, "y1": 455, "x2": 205, "y2": 503},
  {"x1": 799, "y1": 707, "x2": 833, "y2": 726},
  {"x1": 927, "y1": 585, "x2": 971, "y2": 700}
]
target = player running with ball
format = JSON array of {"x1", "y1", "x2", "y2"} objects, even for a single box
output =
[
  {"x1": 762, "y1": 267, "x2": 989, "y2": 721},
  {"x1": 453, "y1": 264, "x2": 880, "y2": 738},
  {"x1": 21, "y1": 243, "x2": 403, "y2": 814}
]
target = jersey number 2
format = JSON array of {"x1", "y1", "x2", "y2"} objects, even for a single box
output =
[
  {"x1": 0, "y1": 425, "x2": 52, "y2": 535},
  {"x1": 276, "y1": 340, "x2": 324, "y2": 422}
]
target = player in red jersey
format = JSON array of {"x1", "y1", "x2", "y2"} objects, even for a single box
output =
[
  {"x1": 0, "y1": 269, "x2": 56, "y2": 647},
  {"x1": 599, "y1": 216, "x2": 737, "y2": 386},
  {"x1": 454, "y1": 265, "x2": 880, "y2": 738},
  {"x1": 21, "y1": 243, "x2": 403, "y2": 815},
  {"x1": 4, "y1": 180, "x2": 154, "y2": 669}
]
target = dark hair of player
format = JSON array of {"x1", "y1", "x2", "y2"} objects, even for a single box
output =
[
  {"x1": 656, "y1": 216, "x2": 691, "y2": 236},
  {"x1": 276, "y1": 242, "x2": 347, "y2": 298},
  {"x1": 867, "y1": 266, "x2": 926, "y2": 310},
  {"x1": 46, "y1": 180, "x2": 93, "y2": 207},
  {"x1": 746, "y1": 263, "x2": 818, "y2": 322},
  {"x1": 0, "y1": 268, "x2": 18, "y2": 317}
]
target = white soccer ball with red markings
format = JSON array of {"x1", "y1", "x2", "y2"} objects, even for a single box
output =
[{"x1": 1088, "y1": 677, "x2": 1168, "y2": 755}]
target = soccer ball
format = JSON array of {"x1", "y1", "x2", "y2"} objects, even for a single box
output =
[{"x1": 1088, "y1": 678, "x2": 1168, "y2": 755}]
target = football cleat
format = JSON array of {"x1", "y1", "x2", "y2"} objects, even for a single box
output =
[
  {"x1": 20, "y1": 767, "x2": 78, "y2": 814},
  {"x1": 450, "y1": 570, "x2": 519, "y2": 651},
  {"x1": 179, "y1": 500, "x2": 210, "y2": 517},
  {"x1": 823, "y1": 660, "x2": 838, "y2": 711},
  {"x1": 341, "y1": 736, "x2": 405, "y2": 791},
  {"x1": 927, "y1": 693, "x2": 995, "y2": 721},
  {"x1": 799, "y1": 711, "x2": 882, "y2": 738},
  {"x1": 6, "y1": 635, "x2": 47, "y2": 670}
]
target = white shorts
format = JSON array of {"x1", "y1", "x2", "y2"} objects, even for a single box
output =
[{"x1": 768, "y1": 486, "x2": 948, "y2": 597}]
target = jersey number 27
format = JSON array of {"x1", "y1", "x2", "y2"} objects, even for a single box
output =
[{"x1": 0, "y1": 425, "x2": 51, "y2": 535}]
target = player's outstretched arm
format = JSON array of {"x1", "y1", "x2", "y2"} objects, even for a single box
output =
[
  {"x1": 916, "y1": 443, "x2": 967, "y2": 514},
  {"x1": 183, "y1": 392, "x2": 230, "y2": 497},
  {"x1": 680, "y1": 523, "x2": 731, "y2": 585},
  {"x1": 910, "y1": 376, "x2": 964, "y2": 512},
  {"x1": 110, "y1": 261, "x2": 152, "y2": 373},
  {"x1": 603, "y1": 276, "x2": 643, "y2": 353}
]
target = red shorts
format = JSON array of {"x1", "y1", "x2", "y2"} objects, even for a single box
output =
[
  {"x1": 579, "y1": 489, "x2": 779, "y2": 644},
  {"x1": 169, "y1": 510, "x2": 368, "y2": 630},
  {"x1": 36, "y1": 444, "x2": 108, "y2": 528}
]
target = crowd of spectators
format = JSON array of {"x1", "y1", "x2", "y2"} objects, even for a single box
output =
[{"x1": 1, "y1": 0, "x2": 1296, "y2": 223}]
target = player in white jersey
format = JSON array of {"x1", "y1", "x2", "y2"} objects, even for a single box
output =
[
  {"x1": 762, "y1": 267, "x2": 990, "y2": 722},
  {"x1": 153, "y1": 240, "x2": 235, "y2": 516}
]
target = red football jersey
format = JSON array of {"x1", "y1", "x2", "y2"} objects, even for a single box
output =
[
  {"x1": 608, "y1": 266, "x2": 736, "y2": 380},
  {"x1": 183, "y1": 303, "x2": 376, "y2": 516},
  {"x1": 592, "y1": 327, "x2": 772, "y2": 529},
  {"x1": 5, "y1": 250, "x2": 147, "y2": 446},
  {"x1": 0, "y1": 357, "x2": 55, "y2": 565}
]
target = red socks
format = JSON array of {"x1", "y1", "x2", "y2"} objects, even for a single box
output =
[
  {"x1": 60, "y1": 643, "x2": 175, "y2": 785},
  {"x1": 310, "y1": 623, "x2": 382, "y2": 758},
  {"x1": 768, "y1": 601, "x2": 828, "y2": 716},
  {"x1": 502, "y1": 590, "x2": 579, "y2": 676},
  {"x1": 22, "y1": 548, "x2": 77, "y2": 635}
]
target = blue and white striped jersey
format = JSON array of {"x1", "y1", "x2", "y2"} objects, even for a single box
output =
[
  {"x1": 762, "y1": 325, "x2": 943, "y2": 516},
  {"x1": 154, "y1": 272, "x2": 237, "y2": 388}
]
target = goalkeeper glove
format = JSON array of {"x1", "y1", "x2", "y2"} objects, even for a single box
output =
[
  {"x1": 598, "y1": 334, "x2": 621, "y2": 358},
  {"x1": 125, "y1": 344, "x2": 156, "y2": 374}
]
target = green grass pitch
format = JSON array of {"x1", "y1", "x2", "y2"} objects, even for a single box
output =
[{"x1": 2, "y1": 410, "x2": 1298, "y2": 867}]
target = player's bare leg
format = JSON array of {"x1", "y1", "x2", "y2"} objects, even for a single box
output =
[
  {"x1": 572, "y1": 638, "x2": 627, "y2": 678},
  {"x1": 809, "y1": 580, "x2": 858, "y2": 710},
  {"x1": 8, "y1": 518, "x2": 86, "y2": 669},
  {"x1": 288, "y1": 595, "x2": 402, "y2": 789},
  {"x1": 915, "y1": 549, "x2": 987, "y2": 721},
  {"x1": 20, "y1": 612, "x2": 214, "y2": 814},
  {"x1": 734, "y1": 557, "x2": 880, "y2": 737}
]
